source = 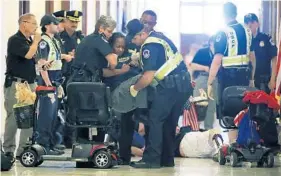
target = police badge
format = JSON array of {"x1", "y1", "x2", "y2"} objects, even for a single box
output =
[{"x1": 259, "y1": 41, "x2": 264, "y2": 47}]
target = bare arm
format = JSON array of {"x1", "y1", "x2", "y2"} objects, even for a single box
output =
[
  {"x1": 25, "y1": 40, "x2": 40, "y2": 59},
  {"x1": 270, "y1": 56, "x2": 277, "y2": 82},
  {"x1": 102, "y1": 68, "x2": 125, "y2": 77},
  {"x1": 249, "y1": 51, "x2": 256, "y2": 80},
  {"x1": 207, "y1": 54, "x2": 223, "y2": 85},
  {"x1": 190, "y1": 63, "x2": 209, "y2": 72},
  {"x1": 105, "y1": 53, "x2": 118, "y2": 69}
]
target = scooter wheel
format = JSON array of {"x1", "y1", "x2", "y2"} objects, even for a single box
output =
[
  {"x1": 265, "y1": 153, "x2": 274, "y2": 168},
  {"x1": 230, "y1": 152, "x2": 238, "y2": 167},
  {"x1": 19, "y1": 149, "x2": 38, "y2": 167},
  {"x1": 93, "y1": 150, "x2": 112, "y2": 169},
  {"x1": 34, "y1": 159, "x2": 44, "y2": 167},
  {"x1": 218, "y1": 148, "x2": 226, "y2": 165}
]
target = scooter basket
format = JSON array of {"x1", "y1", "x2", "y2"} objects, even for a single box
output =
[
  {"x1": 194, "y1": 104, "x2": 208, "y2": 121},
  {"x1": 13, "y1": 104, "x2": 34, "y2": 129}
]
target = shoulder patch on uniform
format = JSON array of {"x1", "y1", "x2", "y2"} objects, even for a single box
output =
[
  {"x1": 39, "y1": 41, "x2": 47, "y2": 49},
  {"x1": 269, "y1": 38, "x2": 275, "y2": 46},
  {"x1": 216, "y1": 34, "x2": 221, "y2": 42},
  {"x1": 143, "y1": 49, "x2": 150, "y2": 59}
]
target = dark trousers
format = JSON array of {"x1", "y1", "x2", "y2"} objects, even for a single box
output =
[
  {"x1": 36, "y1": 92, "x2": 58, "y2": 149},
  {"x1": 119, "y1": 110, "x2": 135, "y2": 162},
  {"x1": 142, "y1": 86, "x2": 190, "y2": 166}
]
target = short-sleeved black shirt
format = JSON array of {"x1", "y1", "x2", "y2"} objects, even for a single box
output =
[
  {"x1": 72, "y1": 33, "x2": 113, "y2": 72},
  {"x1": 6, "y1": 31, "x2": 36, "y2": 82},
  {"x1": 192, "y1": 47, "x2": 214, "y2": 78},
  {"x1": 214, "y1": 20, "x2": 254, "y2": 56},
  {"x1": 252, "y1": 32, "x2": 278, "y2": 78}
]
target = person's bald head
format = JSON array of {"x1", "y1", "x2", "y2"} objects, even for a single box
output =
[{"x1": 18, "y1": 13, "x2": 38, "y2": 35}]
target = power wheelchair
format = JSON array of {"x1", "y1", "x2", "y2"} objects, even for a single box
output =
[{"x1": 18, "y1": 82, "x2": 118, "y2": 169}]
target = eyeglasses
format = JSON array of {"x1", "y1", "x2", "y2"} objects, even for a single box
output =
[{"x1": 23, "y1": 21, "x2": 38, "y2": 26}]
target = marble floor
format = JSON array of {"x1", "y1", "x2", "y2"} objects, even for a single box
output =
[{"x1": 1, "y1": 156, "x2": 281, "y2": 176}]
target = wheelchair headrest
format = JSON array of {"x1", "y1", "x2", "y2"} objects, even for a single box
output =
[{"x1": 221, "y1": 86, "x2": 258, "y2": 118}]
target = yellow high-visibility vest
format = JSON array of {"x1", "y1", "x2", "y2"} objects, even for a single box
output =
[
  {"x1": 41, "y1": 35, "x2": 62, "y2": 71},
  {"x1": 140, "y1": 37, "x2": 183, "y2": 86},
  {"x1": 222, "y1": 24, "x2": 252, "y2": 68}
]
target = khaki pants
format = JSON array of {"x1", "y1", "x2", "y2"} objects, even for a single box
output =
[{"x1": 3, "y1": 82, "x2": 36, "y2": 156}]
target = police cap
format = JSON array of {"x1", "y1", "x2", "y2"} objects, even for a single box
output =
[
  {"x1": 66, "y1": 10, "x2": 83, "y2": 22},
  {"x1": 52, "y1": 10, "x2": 66, "y2": 22},
  {"x1": 126, "y1": 19, "x2": 144, "y2": 37},
  {"x1": 40, "y1": 14, "x2": 59, "y2": 26},
  {"x1": 244, "y1": 13, "x2": 259, "y2": 24}
]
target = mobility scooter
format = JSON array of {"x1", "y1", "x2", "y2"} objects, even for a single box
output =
[
  {"x1": 17, "y1": 82, "x2": 118, "y2": 169},
  {"x1": 217, "y1": 85, "x2": 276, "y2": 168}
]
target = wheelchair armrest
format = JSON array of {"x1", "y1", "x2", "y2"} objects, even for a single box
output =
[{"x1": 106, "y1": 87, "x2": 112, "y2": 108}]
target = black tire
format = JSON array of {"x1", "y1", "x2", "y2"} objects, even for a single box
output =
[
  {"x1": 265, "y1": 153, "x2": 274, "y2": 168},
  {"x1": 218, "y1": 148, "x2": 226, "y2": 165},
  {"x1": 257, "y1": 160, "x2": 264, "y2": 167},
  {"x1": 76, "y1": 161, "x2": 95, "y2": 168},
  {"x1": 34, "y1": 159, "x2": 44, "y2": 167},
  {"x1": 93, "y1": 150, "x2": 112, "y2": 169},
  {"x1": 19, "y1": 149, "x2": 38, "y2": 167},
  {"x1": 230, "y1": 152, "x2": 238, "y2": 167}
]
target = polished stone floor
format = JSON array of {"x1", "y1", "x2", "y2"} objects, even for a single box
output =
[{"x1": 2, "y1": 156, "x2": 281, "y2": 176}]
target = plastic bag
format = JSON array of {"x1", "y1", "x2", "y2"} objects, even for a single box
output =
[
  {"x1": 14, "y1": 81, "x2": 36, "y2": 106},
  {"x1": 13, "y1": 82, "x2": 36, "y2": 129}
]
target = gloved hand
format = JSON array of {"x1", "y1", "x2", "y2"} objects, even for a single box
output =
[
  {"x1": 130, "y1": 85, "x2": 138, "y2": 97},
  {"x1": 57, "y1": 85, "x2": 65, "y2": 98}
]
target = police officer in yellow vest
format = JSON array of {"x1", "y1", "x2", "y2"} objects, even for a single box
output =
[
  {"x1": 35, "y1": 15, "x2": 70, "y2": 155},
  {"x1": 207, "y1": 2, "x2": 256, "y2": 104},
  {"x1": 129, "y1": 20, "x2": 193, "y2": 168}
]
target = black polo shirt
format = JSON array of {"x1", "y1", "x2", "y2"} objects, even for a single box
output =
[
  {"x1": 192, "y1": 47, "x2": 213, "y2": 78},
  {"x1": 252, "y1": 32, "x2": 278, "y2": 78},
  {"x1": 72, "y1": 33, "x2": 113, "y2": 73},
  {"x1": 6, "y1": 31, "x2": 36, "y2": 82}
]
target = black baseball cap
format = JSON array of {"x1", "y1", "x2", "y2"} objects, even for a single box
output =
[
  {"x1": 244, "y1": 13, "x2": 259, "y2": 24},
  {"x1": 126, "y1": 19, "x2": 144, "y2": 37},
  {"x1": 40, "y1": 14, "x2": 59, "y2": 26}
]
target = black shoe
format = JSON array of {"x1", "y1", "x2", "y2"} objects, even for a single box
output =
[
  {"x1": 130, "y1": 161, "x2": 160, "y2": 169},
  {"x1": 130, "y1": 159, "x2": 144, "y2": 165},
  {"x1": 161, "y1": 163, "x2": 175, "y2": 167},
  {"x1": 45, "y1": 149, "x2": 63, "y2": 155},
  {"x1": 5, "y1": 152, "x2": 15, "y2": 163},
  {"x1": 54, "y1": 144, "x2": 66, "y2": 150},
  {"x1": 52, "y1": 148, "x2": 65, "y2": 155},
  {"x1": 118, "y1": 159, "x2": 130, "y2": 165}
]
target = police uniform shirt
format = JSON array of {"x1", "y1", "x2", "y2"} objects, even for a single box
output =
[
  {"x1": 6, "y1": 31, "x2": 36, "y2": 83},
  {"x1": 141, "y1": 32, "x2": 186, "y2": 74},
  {"x1": 103, "y1": 52, "x2": 140, "y2": 90},
  {"x1": 60, "y1": 30, "x2": 84, "y2": 53},
  {"x1": 54, "y1": 33, "x2": 66, "y2": 54},
  {"x1": 214, "y1": 20, "x2": 254, "y2": 56},
  {"x1": 252, "y1": 32, "x2": 277, "y2": 77},
  {"x1": 73, "y1": 33, "x2": 113, "y2": 72},
  {"x1": 192, "y1": 47, "x2": 214, "y2": 78}
]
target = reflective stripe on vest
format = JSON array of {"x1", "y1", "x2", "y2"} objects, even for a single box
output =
[
  {"x1": 41, "y1": 35, "x2": 62, "y2": 70},
  {"x1": 222, "y1": 24, "x2": 252, "y2": 68},
  {"x1": 140, "y1": 37, "x2": 183, "y2": 83}
]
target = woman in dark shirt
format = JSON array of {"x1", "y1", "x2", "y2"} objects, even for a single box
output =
[{"x1": 190, "y1": 36, "x2": 217, "y2": 130}]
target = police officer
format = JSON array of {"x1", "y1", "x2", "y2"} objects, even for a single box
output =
[
  {"x1": 129, "y1": 20, "x2": 192, "y2": 168},
  {"x1": 68, "y1": 15, "x2": 117, "y2": 146},
  {"x1": 60, "y1": 10, "x2": 84, "y2": 84},
  {"x1": 207, "y1": 2, "x2": 256, "y2": 102},
  {"x1": 61, "y1": 10, "x2": 84, "y2": 148},
  {"x1": 36, "y1": 14, "x2": 67, "y2": 155},
  {"x1": 3, "y1": 13, "x2": 40, "y2": 159},
  {"x1": 244, "y1": 13, "x2": 278, "y2": 93}
]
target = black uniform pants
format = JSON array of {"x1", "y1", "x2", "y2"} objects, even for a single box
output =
[
  {"x1": 142, "y1": 86, "x2": 190, "y2": 166},
  {"x1": 119, "y1": 110, "x2": 135, "y2": 162}
]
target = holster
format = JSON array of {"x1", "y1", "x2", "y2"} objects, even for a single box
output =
[
  {"x1": 69, "y1": 63, "x2": 102, "y2": 83},
  {"x1": 4, "y1": 76, "x2": 14, "y2": 88},
  {"x1": 174, "y1": 72, "x2": 192, "y2": 93}
]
